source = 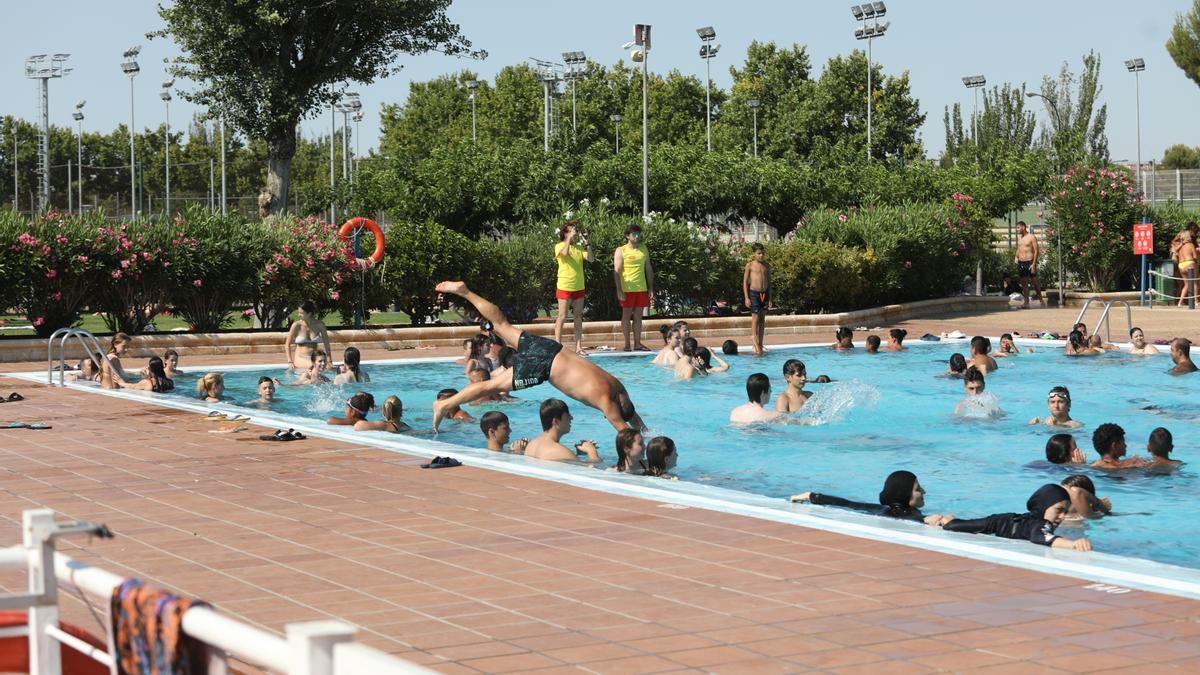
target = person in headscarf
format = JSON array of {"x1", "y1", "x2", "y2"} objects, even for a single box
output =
[
  {"x1": 940, "y1": 484, "x2": 1092, "y2": 551},
  {"x1": 789, "y1": 471, "x2": 952, "y2": 526}
]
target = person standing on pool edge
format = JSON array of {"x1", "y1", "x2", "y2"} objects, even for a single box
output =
[
  {"x1": 1014, "y1": 221, "x2": 1042, "y2": 308},
  {"x1": 432, "y1": 281, "x2": 646, "y2": 433},
  {"x1": 553, "y1": 220, "x2": 592, "y2": 356},
  {"x1": 743, "y1": 243, "x2": 771, "y2": 356},
  {"x1": 613, "y1": 224, "x2": 655, "y2": 352}
]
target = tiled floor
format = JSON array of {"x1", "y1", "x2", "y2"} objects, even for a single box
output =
[{"x1": 2, "y1": 308, "x2": 1200, "y2": 672}]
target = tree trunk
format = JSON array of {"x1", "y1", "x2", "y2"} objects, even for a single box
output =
[{"x1": 265, "y1": 123, "x2": 297, "y2": 215}]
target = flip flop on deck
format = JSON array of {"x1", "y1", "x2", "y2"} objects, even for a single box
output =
[
  {"x1": 5, "y1": 393, "x2": 25, "y2": 402},
  {"x1": 258, "y1": 428, "x2": 306, "y2": 441},
  {"x1": 420, "y1": 456, "x2": 462, "y2": 469},
  {"x1": 3, "y1": 422, "x2": 29, "y2": 429}
]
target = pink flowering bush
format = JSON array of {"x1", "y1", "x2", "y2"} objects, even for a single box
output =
[
  {"x1": 90, "y1": 219, "x2": 174, "y2": 334},
  {"x1": 254, "y1": 215, "x2": 355, "y2": 329},
  {"x1": 0, "y1": 211, "x2": 104, "y2": 337},
  {"x1": 1044, "y1": 165, "x2": 1141, "y2": 291}
]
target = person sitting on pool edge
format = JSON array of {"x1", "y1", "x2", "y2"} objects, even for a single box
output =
[
  {"x1": 1061, "y1": 474, "x2": 1112, "y2": 519},
  {"x1": 968, "y1": 336, "x2": 998, "y2": 374},
  {"x1": 1147, "y1": 427, "x2": 1181, "y2": 467},
  {"x1": 480, "y1": 411, "x2": 527, "y2": 453},
  {"x1": 939, "y1": 483, "x2": 1092, "y2": 551},
  {"x1": 1128, "y1": 327, "x2": 1159, "y2": 355},
  {"x1": 831, "y1": 327, "x2": 854, "y2": 351},
  {"x1": 1028, "y1": 386, "x2": 1082, "y2": 429},
  {"x1": 731, "y1": 373, "x2": 783, "y2": 424},
  {"x1": 432, "y1": 281, "x2": 645, "y2": 433},
  {"x1": 1091, "y1": 422, "x2": 1152, "y2": 469},
  {"x1": 329, "y1": 391, "x2": 374, "y2": 426},
  {"x1": 1045, "y1": 433, "x2": 1087, "y2": 464},
  {"x1": 354, "y1": 395, "x2": 411, "y2": 434},
  {"x1": 776, "y1": 359, "x2": 812, "y2": 413},
  {"x1": 1170, "y1": 338, "x2": 1198, "y2": 375},
  {"x1": 789, "y1": 470, "x2": 953, "y2": 526},
  {"x1": 864, "y1": 335, "x2": 881, "y2": 354},
  {"x1": 436, "y1": 388, "x2": 475, "y2": 423},
  {"x1": 524, "y1": 398, "x2": 599, "y2": 462}
]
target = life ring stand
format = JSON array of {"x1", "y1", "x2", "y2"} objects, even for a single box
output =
[{"x1": 338, "y1": 217, "x2": 386, "y2": 269}]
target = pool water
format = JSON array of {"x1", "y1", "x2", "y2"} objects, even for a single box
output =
[{"x1": 166, "y1": 341, "x2": 1200, "y2": 569}]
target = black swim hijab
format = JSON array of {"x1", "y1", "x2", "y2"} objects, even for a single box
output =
[
  {"x1": 1026, "y1": 484, "x2": 1071, "y2": 514},
  {"x1": 879, "y1": 470, "x2": 918, "y2": 507}
]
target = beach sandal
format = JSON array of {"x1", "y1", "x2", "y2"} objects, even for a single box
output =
[
  {"x1": 204, "y1": 411, "x2": 228, "y2": 421},
  {"x1": 633, "y1": 345, "x2": 652, "y2": 352},
  {"x1": 420, "y1": 456, "x2": 462, "y2": 469},
  {"x1": 259, "y1": 428, "x2": 294, "y2": 441},
  {"x1": 3, "y1": 422, "x2": 29, "y2": 429},
  {"x1": 209, "y1": 424, "x2": 249, "y2": 434},
  {"x1": 7, "y1": 393, "x2": 25, "y2": 401},
  {"x1": 575, "y1": 350, "x2": 589, "y2": 357},
  {"x1": 26, "y1": 423, "x2": 51, "y2": 430}
]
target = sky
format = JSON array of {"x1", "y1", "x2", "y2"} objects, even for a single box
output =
[{"x1": 3, "y1": 0, "x2": 1198, "y2": 164}]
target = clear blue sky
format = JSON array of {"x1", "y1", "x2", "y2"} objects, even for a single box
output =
[{"x1": 3, "y1": 0, "x2": 1197, "y2": 163}]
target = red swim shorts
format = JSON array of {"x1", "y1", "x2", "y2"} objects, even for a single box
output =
[
  {"x1": 619, "y1": 291, "x2": 649, "y2": 308},
  {"x1": 556, "y1": 289, "x2": 586, "y2": 300}
]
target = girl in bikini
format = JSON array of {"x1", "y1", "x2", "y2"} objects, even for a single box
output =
[
  {"x1": 334, "y1": 346, "x2": 370, "y2": 384},
  {"x1": 355, "y1": 395, "x2": 412, "y2": 433},
  {"x1": 115, "y1": 357, "x2": 175, "y2": 393},
  {"x1": 285, "y1": 301, "x2": 331, "y2": 369},
  {"x1": 1177, "y1": 230, "x2": 1197, "y2": 306}
]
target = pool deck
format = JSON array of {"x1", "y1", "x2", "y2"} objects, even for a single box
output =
[{"x1": 3, "y1": 305, "x2": 1200, "y2": 673}]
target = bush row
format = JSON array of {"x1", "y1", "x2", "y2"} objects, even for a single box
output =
[{"x1": 0, "y1": 194, "x2": 1002, "y2": 337}]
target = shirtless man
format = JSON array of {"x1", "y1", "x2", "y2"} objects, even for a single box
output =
[
  {"x1": 525, "y1": 398, "x2": 600, "y2": 462},
  {"x1": 1128, "y1": 327, "x2": 1159, "y2": 355},
  {"x1": 432, "y1": 281, "x2": 645, "y2": 432},
  {"x1": 1091, "y1": 422, "x2": 1152, "y2": 469},
  {"x1": 743, "y1": 243, "x2": 771, "y2": 356},
  {"x1": 1014, "y1": 221, "x2": 1042, "y2": 308},
  {"x1": 730, "y1": 373, "x2": 783, "y2": 424},
  {"x1": 969, "y1": 336, "x2": 998, "y2": 374},
  {"x1": 1170, "y1": 338, "x2": 1198, "y2": 375},
  {"x1": 775, "y1": 359, "x2": 812, "y2": 412}
]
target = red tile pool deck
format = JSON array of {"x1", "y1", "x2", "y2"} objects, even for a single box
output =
[{"x1": 3, "y1": 312, "x2": 1200, "y2": 673}]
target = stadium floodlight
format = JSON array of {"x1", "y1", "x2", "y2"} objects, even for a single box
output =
[
  {"x1": 25, "y1": 53, "x2": 72, "y2": 211},
  {"x1": 562, "y1": 51, "x2": 588, "y2": 134},
  {"x1": 961, "y1": 75, "x2": 986, "y2": 149},
  {"x1": 851, "y1": 5, "x2": 890, "y2": 160},
  {"x1": 698, "y1": 26, "x2": 719, "y2": 151},
  {"x1": 1125, "y1": 58, "x2": 1146, "y2": 193},
  {"x1": 73, "y1": 101, "x2": 85, "y2": 214}
]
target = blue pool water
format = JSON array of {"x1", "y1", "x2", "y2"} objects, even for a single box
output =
[{"x1": 164, "y1": 342, "x2": 1200, "y2": 569}]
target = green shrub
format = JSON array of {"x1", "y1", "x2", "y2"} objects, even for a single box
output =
[
  {"x1": 89, "y1": 219, "x2": 173, "y2": 335},
  {"x1": 760, "y1": 240, "x2": 870, "y2": 313},
  {"x1": 378, "y1": 221, "x2": 481, "y2": 324},
  {"x1": 254, "y1": 215, "x2": 355, "y2": 329},
  {"x1": 0, "y1": 210, "x2": 104, "y2": 337},
  {"x1": 1044, "y1": 165, "x2": 1140, "y2": 291}
]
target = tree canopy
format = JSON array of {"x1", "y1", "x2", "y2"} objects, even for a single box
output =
[{"x1": 1167, "y1": 0, "x2": 1200, "y2": 89}]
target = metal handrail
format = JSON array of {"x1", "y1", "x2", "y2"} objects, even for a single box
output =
[
  {"x1": 46, "y1": 327, "x2": 109, "y2": 386},
  {"x1": 1074, "y1": 298, "x2": 1132, "y2": 343}
]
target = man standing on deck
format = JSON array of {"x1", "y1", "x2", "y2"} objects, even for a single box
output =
[{"x1": 1015, "y1": 222, "x2": 1042, "y2": 308}]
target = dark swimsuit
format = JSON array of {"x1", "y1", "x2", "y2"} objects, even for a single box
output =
[
  {"x1": 806, "y1": 493, "x2": 925, "y2": 523},
  {"x1": 749, "y1": 290, "x2": 769, "y2": 314},
  {"x1": 942, "y1": 512, "x2": 1059, "y2": 546},
  {"x1": 1017, "y1": 260, "x2": 1035, "y2": 278},
  {"x1": 512, "y1": 332, "x2": 563, "y2": 390}
]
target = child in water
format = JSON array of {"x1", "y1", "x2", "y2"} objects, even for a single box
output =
[
  {"x1": 1028, "y1": 386, "x2": 1082, "y2": 428},
  {"x1": 1147, "y1": 427, "x2": 1181, "y2": 467},
  {"x1": 776, "y1": 359, "x2": 813, "y2": 413},
  {"x1": 940, "y1": 484, "x2": 1093, "y2": 551}
]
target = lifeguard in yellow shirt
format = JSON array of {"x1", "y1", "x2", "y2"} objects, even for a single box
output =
[
  {"x1": 613, "y1": 223, "x2": 655, "y2": 352},
  {"x1": 554, "y1": 220, "x2": 593, "y2": 355}
]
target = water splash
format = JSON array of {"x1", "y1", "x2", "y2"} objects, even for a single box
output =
[
  {"x1": 304, "y1": 384, "x2": 346, "y2": 416},
  {"x1": 791, "y1": 379, "x2": 880, "y2": 426},
  {"x1": 956, "y1": 391, "x2": 1004, "y2": 419}
]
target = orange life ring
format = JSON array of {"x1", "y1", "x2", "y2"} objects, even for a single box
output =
[
  {"x1": 0, "y1": 610, "x2": 109, "y2": 674},
  {"x1": 338, "y1": 217, "x2": 386, "y2": 268}
]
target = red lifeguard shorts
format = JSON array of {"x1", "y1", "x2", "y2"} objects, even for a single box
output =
[
  {"x1": 556, "y1": 289, "x2": 585, "y2": 300},
  {"x1": 619, "y1": 291, "x2": 649, "y2": 308}
]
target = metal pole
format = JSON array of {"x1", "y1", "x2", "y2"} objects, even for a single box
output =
[
  {"x1": 973, "y1": 88, "x2": 979, "y2": 149},
  {"x1": 341, "y1": 111, "x2": 349, "y2": 181},
  {"x1": 642, "y1": 49, "x2": 648, "y2": 216},
  {"x1": 470, "y1": 95, "x2": 477, "y2": 142},
  {"x1": 571, "y1": 79, "x2": 577, "y2": 135},
  {"x1": 164, "y1": 97, "x2": 170, "y2": 216},
  {"x1": 67, "y1": 159, "x2": 72, "y2": 213},
  {"x1": 752, "y1": 108, "x2": 758, "y2": 157},
  {"x1": 543, "y1": 79, "x2": 550, "y2": 153},
  {"x1": 219, "y1": 118, "x2": 227, "y2": 215},
  {"x1": 1140, "y1": 216, "x2": 1149, "y2": 307},
  {"x1": 615, "y1": 120, "x2": 620, "y2": 153},
  {"x1": 76, "y1": 120, "x2": 82, "y2": 215},
  {"x1": 354, "y1": 116, "x2": 361, "y2": 178},
  {"x1": 1134, "y1": 69, "x2": 1142, "y2": 194},
  {"x1": 866, "y1": 37, "x2": 872, "y2": 161},
  {"x1": 705, "y1": 55, "x2": 712, "y2": 152},
  {"x1": 329, "y1": 103, "x2": 335, "y2": 223},
  {"x1": 39, "y1": 79, "x2": 49, "y2": 211},
  {"x1": 12, "y1": 131, "x2": 16, "y2": 212},
  {"x1": 209, "y1": 157, "x2": 214, "y2": 212},
  {"x1": 129, "y1": 77, "x2": 136, "y2": 218}
]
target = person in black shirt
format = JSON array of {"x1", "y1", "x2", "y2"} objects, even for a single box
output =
[
  {"x1": 940, "y1": 484, "x2": 1092, "y2": 551},
  {"x1": 789, "y1": 470, "x2": 953, "y2": 526}
]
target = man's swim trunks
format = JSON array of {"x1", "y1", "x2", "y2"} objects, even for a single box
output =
[
  {"x1": 749, "y1": 290, "x2": 769, "y2": 314},
  {"x1": 1017, "y1": 260, "x2": 1035, "y2": 278},
  {"x1": 512, "y1": 332, "x2": 563, "y2": 390}
]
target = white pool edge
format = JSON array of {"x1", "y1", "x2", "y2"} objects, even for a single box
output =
[{"x1": 14, "y1": 336, "x2": 1200, "y2": 601}]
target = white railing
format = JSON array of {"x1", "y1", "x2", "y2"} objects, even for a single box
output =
[{"x1": 0, "y1": 509, "x2": 433, "y2": 675}]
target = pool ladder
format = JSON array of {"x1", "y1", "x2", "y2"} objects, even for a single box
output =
[
  {"x1": 1074, "y1": 297, "x2": 1132, "y2": 344},
  {"x1": 46, "y1": 328, "x2": 108, "y2": 386}
]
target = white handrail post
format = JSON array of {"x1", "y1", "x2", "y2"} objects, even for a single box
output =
[
  {"x1": 24, "y1": 509, "x2": 62, "y2": 675},
  {"x1": 287, "y1": 621, "x2": 357, "y2": 675}
]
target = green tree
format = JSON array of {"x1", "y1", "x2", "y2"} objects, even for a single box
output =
[
  {"x1": 1032, "y1": 51, "x2": 1109, "y2": 171},
  {"x1": 154, "y1": 0, "x2": 478, "y2": 215},
  {"x1": 942, "y1": 83, "x2": 1039, "y2": 170},
  {"x1": 805, "y1": 51, "x2": 925, "y2": 161},
  {"x1": 1161, "y1": 144, "x2": 1200, "y2": 169},
  {"x1": 716, "y1": 41, "x2": 815, "y2": 158},
  {"x1": 1167, "y1": 0, "x2": 1200, "y2": 88}
]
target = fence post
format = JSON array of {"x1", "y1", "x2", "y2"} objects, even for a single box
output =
[
  {"x1": 24, "y1": 509, "x2": 61, "y2": 675},
  {"x1": 287, "y1": 620, "x2": 357, "y2": 675},
  {"x1": 1178, "y1": 169, "x2": 1183, "y2": 202}
]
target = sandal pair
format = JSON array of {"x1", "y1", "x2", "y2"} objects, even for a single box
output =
[
  {"x1": 420, "y1": 456, "x2": 462, "y2": 469},
  {"x1": 3, "y1": 422, "x2": 51, "y2": 430},
  {"x1": 259, "y1": 428, "x2": 306, "y2": 442},
  {"x1": 0, "y1": 393, "x2": 25, "y2": 403}
]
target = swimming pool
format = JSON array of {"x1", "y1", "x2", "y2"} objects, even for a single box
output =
[{"x1": 25, "y1": 338, "x2": 1200, "y2": 597}]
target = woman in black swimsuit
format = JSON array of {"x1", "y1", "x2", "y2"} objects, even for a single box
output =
[
  {"x1": 789, "y1": 470, "x2": 951, "y2": 526},
  {"x1": 940, "y1": 484, "x2": 1093, "y2": 551}
]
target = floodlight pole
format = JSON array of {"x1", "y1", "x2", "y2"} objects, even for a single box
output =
[
  {"x1": 866, "y1": 37, "x2": 873, "y2": 160},
  {"x1": 219, "y1": 118, "x2": 227, "y2": 215},
  {"x1": 466, "y1": 80, "x2": 478, "y2": 143},
  {"x1": 39, "y1": 80, "x2": 50, "y2": 211},
  {"x1": 749, "y1": 100, "x2": 760, "y2": 157},
  {"x1": 639, "y1": 26, "x2": 650, "y2": 216},
  {"x1": 612, "y1": 114, "x2": 621, "y2": 153},
  {"x1": 74, "y1": 110, "x2": 83, "y2": 215},
  {"x1": 329, "y1": 101, "x2": 336, "y2": 223},
  {"x1": 27, "y1": 54, "x2": 71, "y2": 212},
  {"x1": 698, "y1": 29, "x2": 717, "y2": 152},
  {"x1": 128, "y1": 77, "x2": 136, "y2": 218},
  {"x1": 161, "y1": 87, "x2": 172, "y2": 217},
  {"x1": 1125, "y1": 59, "x2": 1145, "y2": 193}
]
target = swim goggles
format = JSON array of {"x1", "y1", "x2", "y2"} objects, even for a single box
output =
[
  {"x1": 346, "y1": 399, "x2": 370, "y2": 415},
  {"x1": 1047, "y1": 391, "x2": 1070, "y2": 402}
]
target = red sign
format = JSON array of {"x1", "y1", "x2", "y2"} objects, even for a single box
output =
[{"x1": 1133, "y1": 222, "x2": 1154, "y2": 255}]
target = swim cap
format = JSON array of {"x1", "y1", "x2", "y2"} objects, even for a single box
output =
[
  {"x1": 1026, "y1": 484, "x2": 1070, "y2": 514},
  {"x1": 879, "y1": 470, "x2": 918, "y2": 507}
]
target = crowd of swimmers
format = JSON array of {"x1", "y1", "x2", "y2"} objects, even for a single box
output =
[{"x1": 68, "y1": 290, "x2": 1198, "y2": 553}]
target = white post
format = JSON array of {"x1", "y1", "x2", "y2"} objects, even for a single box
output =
[
  {"x1": 76, "y1": 120, "x2": 83, "y2": 215},
  {"x1": 164, "y1": 97, "x2": 170, "y2": 217},
  {"x1": 705, "y1": 55, "x2": 712, "y2": 152},
  {"x1": 288, "y1": 621, "x2": 357, "y2": 675},
  {"x1": 67, "y1": 160, "x2": 72, "y2": 213},
  {"x1": 220, "y1": 118, "x2": 227, "y2": 215},
  {"x1": 129, "y1": 77, "x2": 137, "y2": 218},
  {"x1": 24, "y1": 509, "x2": 61, "y2": 675},
  {"x1": 641, "y1": 48, "x2": 649, "y2": 216},
  {"x1": 866, "y1": 37, "x2": 872, "y2": 161},
  {"x1": 329, "y1": 103, "x2": 336, "y2": 223},
  {"x1": 1177, "y1": 169, "x2": 1183, "y2": 202}
]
